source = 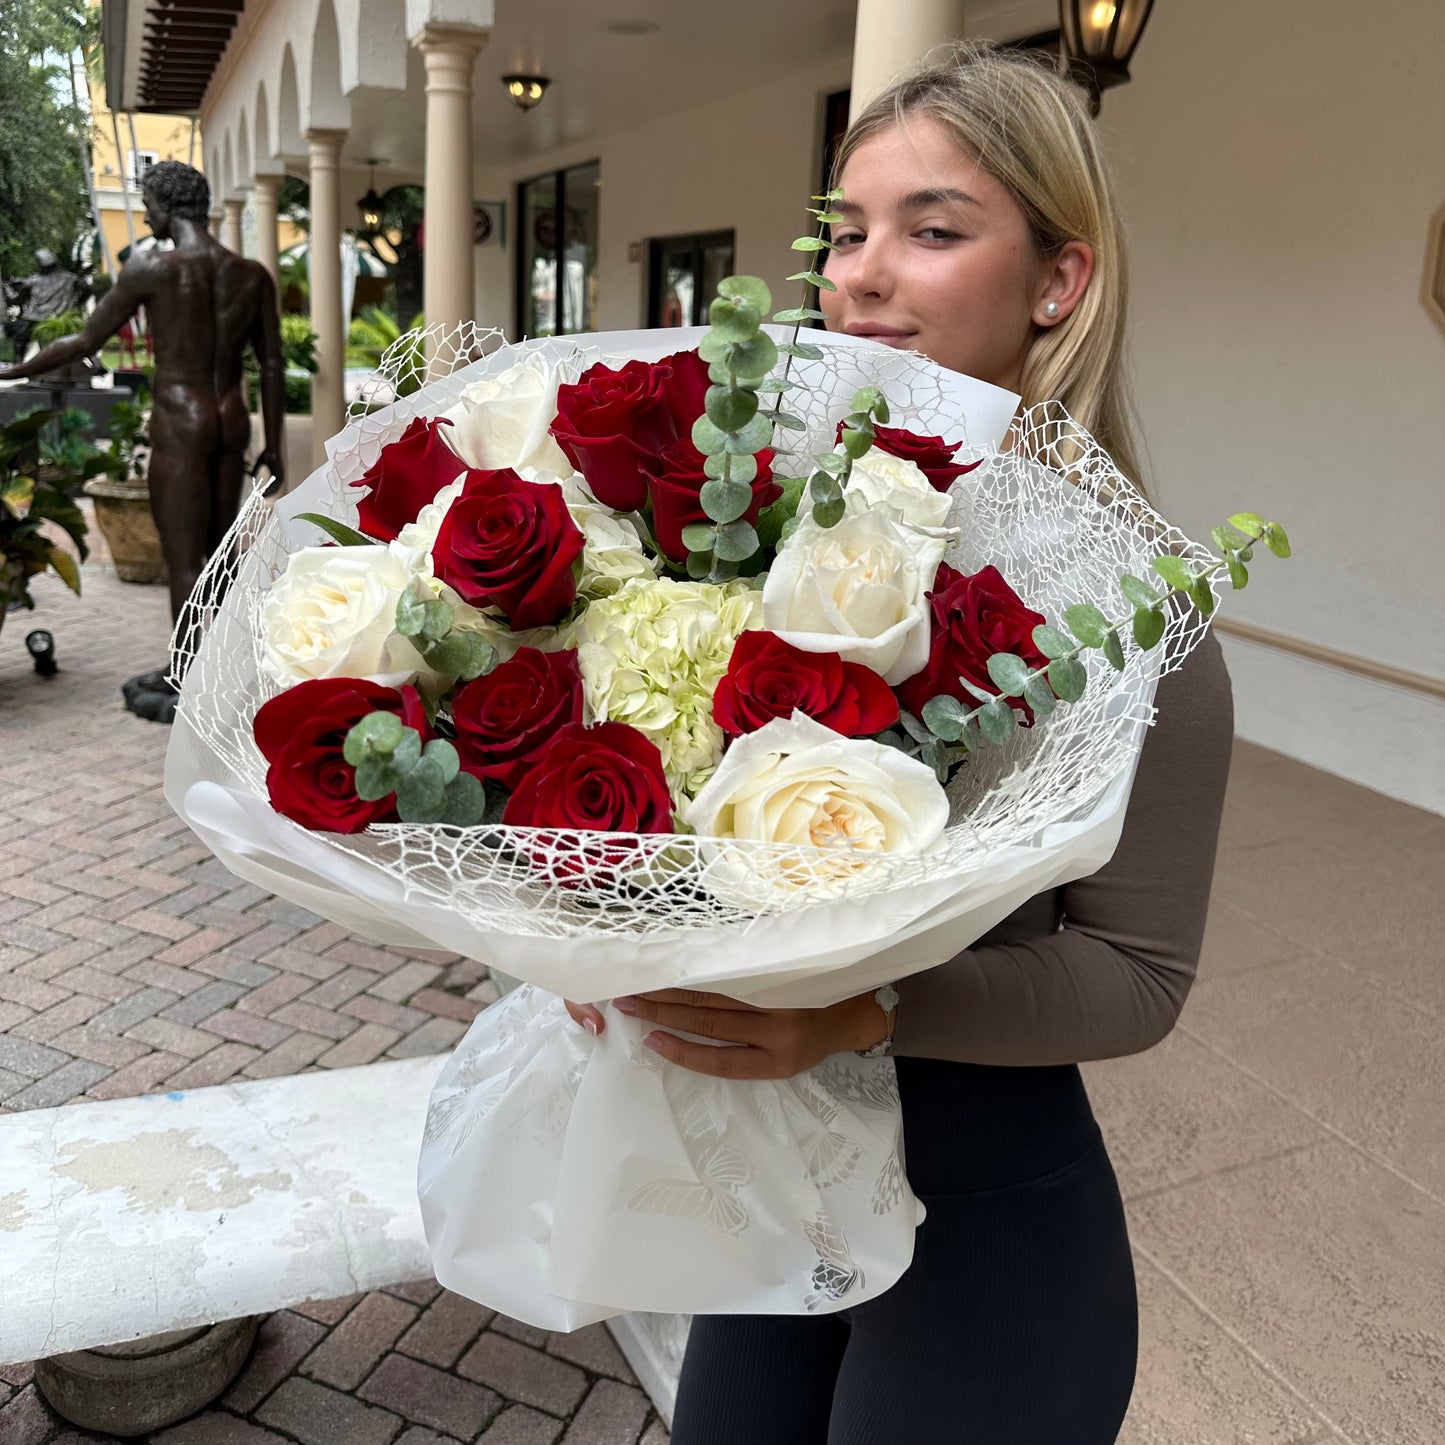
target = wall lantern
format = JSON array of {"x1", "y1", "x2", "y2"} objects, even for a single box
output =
[
  {"x1": 356, "y1": 158, "x2": 385, "y2": 233},
  {"x1": 502, "y1": 74, "x2": 550, "y2": 111},
  {"x1": 1059, "y1": 0, "x2": 1156, "y2": 114}
]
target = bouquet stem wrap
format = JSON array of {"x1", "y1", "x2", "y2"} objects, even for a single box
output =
[{"x1": 165, "y1": 325, "x2": 1214, "y2": 1327}]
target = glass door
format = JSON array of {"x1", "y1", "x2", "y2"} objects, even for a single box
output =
[
  {"x1": 647, "y1": 230, "x2": 735, "y2": 327},
  {"x1": 516, "y1": 161, "x2": 600, "y2": 337}
]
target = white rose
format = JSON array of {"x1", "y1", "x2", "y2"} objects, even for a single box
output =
[
  {"x1": 260, "y1": 545, "x2": 433, "y2": 689},
  {"x1": 762, "y1": 511, "x2": 949, "y2": 685},
  {"x1": 440, "y1": 355, "x2": 571, "y2": 475},
  {"x1": 390, "y1": 479, "x2": 465, "y2": 575},
  {"x1": 683, "y1": 713, "x2": 949, "y2": 896},
  {"x1": 845, "y1": 447, "x2": 952, "y2": 530}
]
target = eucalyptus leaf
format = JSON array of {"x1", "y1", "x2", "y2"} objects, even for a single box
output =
[
  {"x1": 840, "y1": 425, "x2": 872, "y2": 460},
  {"x1": 772, "y1": 410, "x2": 807, "y2": 431},
  {"x1": 1151, "y1": 555, "x2": 1195, "y2": 591},
  {"x1": 685, "y1": 550, "x2": 713, "y2": 579},
  {"x1": 921, "y1": 695, "x2": 967, "y2": 742},
  {"x1": 780, "y1": 341, "x2": 823, "y2": 361},
  {"x1": 1227, "y1": 554, "x2": 1249, "y2": 590},
  {"x1": 1227, "y1": 511, "x2": 1266, "y2": 539},
  {"x1": 1062, "y1": 603, "x2": 1111, "y2": 649},
  {"x1": 985, "y1": 652, "x2": 1032, "y2": 697},
  {"x1": 729, "y1": 333, "x2": 780, "y2": 381},
  {"x1": 1032, "y1": 624, "x2": 1074, "y2": 659},
  {"x1": 423, "y1": 738, "x2": 461, "y2": 785},
  {"x1": 772, "y1": 307, "x2": 827, "y2": 324},
  {"x1": 978, "y1": 697, "x2": 1017, "y2": 745},
  {"x1": 698, "y1": 332, "x2": 731, "y2": 364},
  {"x1": 1118, "y1": 573, "x2": 1160, "y2": 610},
  {"x1": 811, "y1": 496, "x2": 845, "y2": 528},
  {"x1": 395, "y1": 589, "x2": 427, "y2": 637},
  {"x1": 691, "y1": 415, "x2": 727, "y2": 456},
  {"x1": 354, "y1": 758, "x2": 399, "y2": 802},
  {"x1": 1023, "y1": 676, "x2": 1057, "y2": 716},
  {"x1": 1132, "y1": 606, "x2": 1166, "y2": 650},
  {"x1": 898, "y1": 709, "x2": 933, "y2": 746},
  {"x1": 850, "y1": 386, "x2": 886, "y2": 415},
  {"x1": 681, "y1": 522, "x2": 717, "y2": 552},
  {"x1": 813, "y1": 450, "x2": 848, "y2": 477},
  {"x1": 1048, "y1": 656, "x2": 1087, "y2": 703},
  {"x1": 809, "y1": 471, "x2": 842, "y2": 506},
  {"x1": 439, "y1": 770, "x2": 486, "y2": 827},
  {"x1": 392, "y1": 727, "x2": 423, "y2": 774},
  {"x1": 791, "y1": 236, "x2": 830, "y2": 251},
  {"x1": 295, "y1": 513, "x2": 373, "y2": 548},
  {"x1": 396, "y1": 756, "x2": 448, "y2": 821},
  {"x1": 708, "y1": 297, "x2": 760, "y2": 343},
  {"x1": 717, "y1": 275, "x2": 772, "y2": 311},
  {"x1": 1189, "y1": 575, "x2": 1217, "y2": 617},
  {"x1": 700, "y1": 479, "x2": 753, "y2": 525},
  {"x1": 344, "y1": 710, "x2": 404, "y2": 763},
  {"x1": 756, "y1": 378, "x2": 792, "y2": 393},
  {"x1": 705, "y1": 385, "x2": 759, "y2": 433},
  {"x1": 1263, "y1": 523, "x2": 1291, "y2": 558},
  {"x1": 726, "y1": 413, "x2": 774, "y2": 455},
  {"x1": 1102, "y1": 629, "x2": 1126, "y2": 672},
  {"x1": 419, "y1": 598, "x2": 452, "y2": 642}
]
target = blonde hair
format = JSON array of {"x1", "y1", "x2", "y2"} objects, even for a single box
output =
[{"x1": 835, "y1": 42, "x2": 1143, "y2": 488}]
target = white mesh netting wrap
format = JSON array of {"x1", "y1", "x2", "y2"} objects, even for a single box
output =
[{"x1": 169, "y1": 323, "x2": 1215, "y2": 952}]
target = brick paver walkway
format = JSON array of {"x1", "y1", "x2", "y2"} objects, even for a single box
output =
[{"x1": 1, "y1": 541, "x2": 667, "y2": 1441}]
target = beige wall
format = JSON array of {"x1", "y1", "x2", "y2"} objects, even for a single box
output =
[{"x1": 1103, "y1": 0, "x2": 1445, "y2": 812}]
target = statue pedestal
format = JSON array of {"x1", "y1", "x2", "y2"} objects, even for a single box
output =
[{"x1": 122, "y1": 670, "x2": 177, "y2": 725}]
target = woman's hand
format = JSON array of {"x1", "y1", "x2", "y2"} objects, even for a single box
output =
[{"x1": 562, "y1": 989, "x2": 890, "y2": 1080}]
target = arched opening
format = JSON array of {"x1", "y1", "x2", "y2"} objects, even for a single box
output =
[{"x1": 306, "y1": 0, "x2": 351, "y2": 132}]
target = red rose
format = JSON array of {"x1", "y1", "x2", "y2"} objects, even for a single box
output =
[
  {"x1": 897, "y1": 564, "x2": 1051, "y2": 722},
  {"x1": 451, "y1": 648, "x2": 584, "y2": 790},
  {"x1": 645, "y1": 438, "x2": 782, "y2": 563},
  {"x1": 713, "y1": 631, "x2": 899, "y2": 738},
  {"x1": 836, "y1": 421, "x2": 981, "y2": 494},
  {"x1": 431, "y1": 467, "x2": 585, "y2": 629},
  {"x1": 551, "y1": 358, "x2": 678, "y2": 510},
  {"x1": 351, "y1": 417, "x2": 467, "y2": 541},
  {"x1": 253, "y1": 677, "x2": 431, "y2": 834},
  {"x1": 659, "y1": 347, "x2": 712, "y2": 437},
  {"x1": 502, "y1": 722, "x2": 674, "y2": 835}
]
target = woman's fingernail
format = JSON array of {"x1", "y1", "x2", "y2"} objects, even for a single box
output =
[
  {"x1": 643, "y1": 1031, "x2": 666, "y2": 1053},
  {"x1": 613, "y1": 996, "x2": 638, "y2": 1015},
  {"x1": 583, "y1": 1016, "x2": 600, "y2": 1036}
]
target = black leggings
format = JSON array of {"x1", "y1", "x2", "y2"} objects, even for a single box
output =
[{"x1": 672, "y1": 1058, "x2": 1137, "y2": 1445}]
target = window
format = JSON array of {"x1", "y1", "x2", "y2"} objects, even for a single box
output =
[
  {"x1": 127, "y1": 150, "x2": 159, "y2": 187},
  {"x1": 516, "y1": 161, "x2": 600, "y2": 337},
  {"x1": 647, "y1": 231, "x2": 735, "y2": 328}
]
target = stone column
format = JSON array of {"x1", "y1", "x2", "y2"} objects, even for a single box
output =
[
  {"x1": 415, "y1": 25, "x2": 488, "y2": 339},
  {"x1": 849, "y1": 0, "x2": 969, "y2": 121},
  {"x1": 221, "y1": 198, "x2": 245, "y2": 254},
  {"x1": 252, "y1": 175, "x2": 282, "y2": 284},
  {"x1": 306, "y1": 129, "x2": 347, "y2": 467}
]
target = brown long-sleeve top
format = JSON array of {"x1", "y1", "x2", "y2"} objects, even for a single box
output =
[{"x1": 893, "y1": 631, "x2": 1233, "y2": 1066}]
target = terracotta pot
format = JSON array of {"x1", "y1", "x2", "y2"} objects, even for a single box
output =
[{"x1": 83, "y1": 476, "x2": 168, "y2": 585}]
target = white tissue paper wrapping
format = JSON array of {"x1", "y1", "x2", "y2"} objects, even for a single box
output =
[{"x1": 165, "y1": 324, "x2": 1214, "y2": 1328}]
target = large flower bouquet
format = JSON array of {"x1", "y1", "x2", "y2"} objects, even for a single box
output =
[{"x1": 166, "y1": 232, "x2": 1288, "y2": 1326}]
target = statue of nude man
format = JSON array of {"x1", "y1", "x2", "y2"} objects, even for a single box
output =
[{"x1": 0, "y1": 161, "x2": 285, "y2": 713}]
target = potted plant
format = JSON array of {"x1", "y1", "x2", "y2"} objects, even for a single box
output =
[
  {"x1": 1, "y1": 410, "x2": 92, "y2": 640},
  {"x1": 84, "y1": 381, "x2": 167, "y2": 584}
]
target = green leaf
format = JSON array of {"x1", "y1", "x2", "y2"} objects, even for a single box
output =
[
  {"x1": 779, "y1": 341, "x2": 823, "y2": 361},
  {"x1": 985, "y1": 652, "x2": 1033, "y2": 697},
  {"x1": 419, "y1": 598, "x2": 452, "y2": 642},
  {"x1": 703, "y1": 450, "x2": 758, "y2": 482},
  {"x1": 1062, "y1": 603, "x2": 1111, "y2": 649},
  {"x1": 354, "y1": 757, "x2": 400, "y2": 801},
  {"x1": 810, "y1": 210, "x2": 845, "y2": 224},
  {"x1": 396, "y1": 756, "x2": 448, "y2": 822},
  {"x1": 295, "y1": 512, "x2": 373, "y2": 547},
  {"x1": 1118, "y1": 573, "x2": 1160, "y2": 610},
  {"x1": 1226, "y1": 554, "x2": 1249, "y2": 590},
  {"x1": 811, "y1": 188, "x2": 845, "y2": 203},
  {"x1": 698, "y1": 331, "x2": 731, "y2": 364},
  {"x1": 1188, "y1": 575, "x2": 1217, "y2": 617},
  {"x1": 685, "y1": 550, "x2": 713, "y2": 579},
  {"x1": 1151, "y1": 555, "x2": 1195, "y2": 591},
  {"x1": 713, "y1": 520, "x2": 760, "y2": 563},
  {"x1": 691, "y1": 415, "x2": 727, "y2": 456},
  {"x1": 809, "y1": 471, "x2": 843, "y2": 506},
  {"x1": 839, "y1": 425, "x2": 873, "y2": 460},
  {"x1": 1132, "y1": 606, "x2": 1166, "y2": 650},
  {"x1": 1023, "y1": 676, "x2": 1057, "y2": 716},
  {"x1": 786, "y1": 269, "x2": 837, "y2": 292},
  {"x1": 395, "y1": 588, "x2": 427, "y2": 637},
  {"x1": 1102, "y1": 629, "x2": 1126, "y2": 672},
  {"x1": 898, "y1": 709, "x2": 933, "y2": 745},
  {"x1": 1, "y1": 475, "x2": 35, "y2": 511},
  {"x1": 771, "y1": 410, "x2": 807, "y2": 433},
  {"x1": 1212, "y1": 524, "x2": 1250, "y2": 556},
  {"x1": 756, "y1": 378, "x2": 792, "y2": 393},
  {"x1": 813, "y1": 450, "x2": 848, "y2": 477},
  {"x1": 978, "y1": 697, "x2": 1018, "y2": 745},
  {"x1": 45, "y1": 545, "x2": 81, "y2": 595},
  {"x1": 772, "y1": 307, "x2": 827, "y2": 324},
  {"x1": 439, "y1": 770, "x2": 486, "y2": 826},
  {"x1": 1031, "y1": 624, "x2": 1074, "y2": 659},
  {"x1": 1263, "y1": 523, "x2": 1292, "y2": 558},
  {"x1": 423, "y1": 738, "x2": 460, "y2": 785},
  {"x1": 755, "y1": 477, "x2": 806, "y2": 552},
  {"x1": 1227, "y1": 511, "x2": 1266, "y2": 539},
  {"x1": 849, "y1": 386, "x2": 886, "y2": 416},
  {"x1": 717, "y1": 275, "x2": 772, "y2": 312},
  {"x1": 725, "y1": 413, "x2": 774, "y2": 455},
  {"x1": 921, "y1": 695, "x2": 968, "y2": 742},
  {"x1": 705, "y1": 385, "x2": 759, "y2": 433},
  {"x1": 1048, "y1": 656, "x2": 1088, "y2": 703},
  {"x1": 391, "y1": 727, "x2": 423, "y2": 774},
  {"x1": 811, "y1": 495, "x2": 846, "y2": 528},
  {"x1": 700, "y1": 479, "x2": 753, "y2": 525},
  {"x1": 343, "y1": 710, "x2": 405, "y2": 764},
  {"x1": 791, "y1": 236, "x2": 831, "y2": 251},
  {"x1": 708, "y1": 295, "x2": 762, "y2": 343},
  {"x1": 729, "y1": 333, "x2": 780, "y2": 381},
  {"x1": 425, "y1": 631, "x2": 495, "y2": 680},
  {"x1": 681, "y1": 522, "x2": 717, "y2": 553},
  {"x1": 923, "y1": 738, "x2": 948, "y2": 784}
]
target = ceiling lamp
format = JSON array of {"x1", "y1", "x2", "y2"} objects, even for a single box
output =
[
  {"x1": 1059, "y1": 0, "x2": 1156, "y2": 114},
  {"x1": 502, "y1": 74, "x2": 550, "y2": 112},
  {"x1": 356, "y1": 158, "x2": 385, "y2": 232}
]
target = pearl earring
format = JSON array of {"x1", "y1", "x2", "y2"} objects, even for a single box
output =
[{"x1": 1044, "y1": 301, "x2": 1060, "y2": 318}]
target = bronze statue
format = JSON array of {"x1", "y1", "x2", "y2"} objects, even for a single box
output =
[
  {"x1": 3, "y1": 249, "x2": 89, "y2": 362},
  {"x1": 0, "y1": 162, "x2": 286, "y2": 718}
]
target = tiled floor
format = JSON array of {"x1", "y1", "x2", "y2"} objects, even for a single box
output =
[{"x1": 2, "y1": 554, "x2": 1441, "y2": 1443}]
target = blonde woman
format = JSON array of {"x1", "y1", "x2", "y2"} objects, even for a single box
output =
[{"x1": 570, "y1": 42, "x2": 1232, "y2": 1444}]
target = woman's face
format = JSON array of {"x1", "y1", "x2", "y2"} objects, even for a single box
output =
[{"x1": 820, "y1": 117, "x2": 1076, "y2": 391}]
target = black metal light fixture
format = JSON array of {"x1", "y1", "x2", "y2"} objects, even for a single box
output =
[
  {"x1": 502, "y1": 74, "x2": 550, "y2": 112},
  {"x1": 25, "y1": 630, "x2": 57, "y2": 676},
  {"x1": 1059, "y1": 0, "x2": 1156, "y2": 115},
  {"x1": 356, "y1": 158, "x2": 385, "y2": 233}
]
